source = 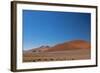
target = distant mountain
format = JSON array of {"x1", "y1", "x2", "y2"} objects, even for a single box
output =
[
  {"x1": 24, "y1": 45, "x2": 50, "y2": 53},
  {"x1": 24, "y1": 40, "x2": 90, "y2": 53}
]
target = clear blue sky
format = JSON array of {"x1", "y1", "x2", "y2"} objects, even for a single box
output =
[{"x1": 23, "y1": 10, "x2": 91, "y2": 50}]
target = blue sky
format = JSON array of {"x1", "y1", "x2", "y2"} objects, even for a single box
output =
[{"x1": 23, "y1": 10, "x2": 91, "y2": 50}]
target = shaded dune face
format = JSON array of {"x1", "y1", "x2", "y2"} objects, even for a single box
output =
[{"x1": 44, "y1": 40, "x2": 91, "y2": 52}]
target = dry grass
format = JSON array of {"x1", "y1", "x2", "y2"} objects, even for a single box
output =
[{"x1": 23, "y1": 49, "x2": 90, "y2": 62}]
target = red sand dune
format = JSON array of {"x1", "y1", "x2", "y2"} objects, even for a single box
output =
[
  {"x1": 24, "y1": 40, "x2": 90, "y2": 53},
  {"x1": 45, "y1": 40, "x2": 90, "y2": 52}
]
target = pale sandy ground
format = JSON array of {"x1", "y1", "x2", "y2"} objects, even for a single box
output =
[{"x1": 23, "y1": 49, "x2": 90, "y2": 62}]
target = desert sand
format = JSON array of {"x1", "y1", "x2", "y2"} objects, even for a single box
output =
[{"x1": 23, "y1": 40, "x2": 91, "y2": 62}]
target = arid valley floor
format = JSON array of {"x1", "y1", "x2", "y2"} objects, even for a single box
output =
[{"x1": 23, "y1": 40, "x2": 91, "y2": 62}]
